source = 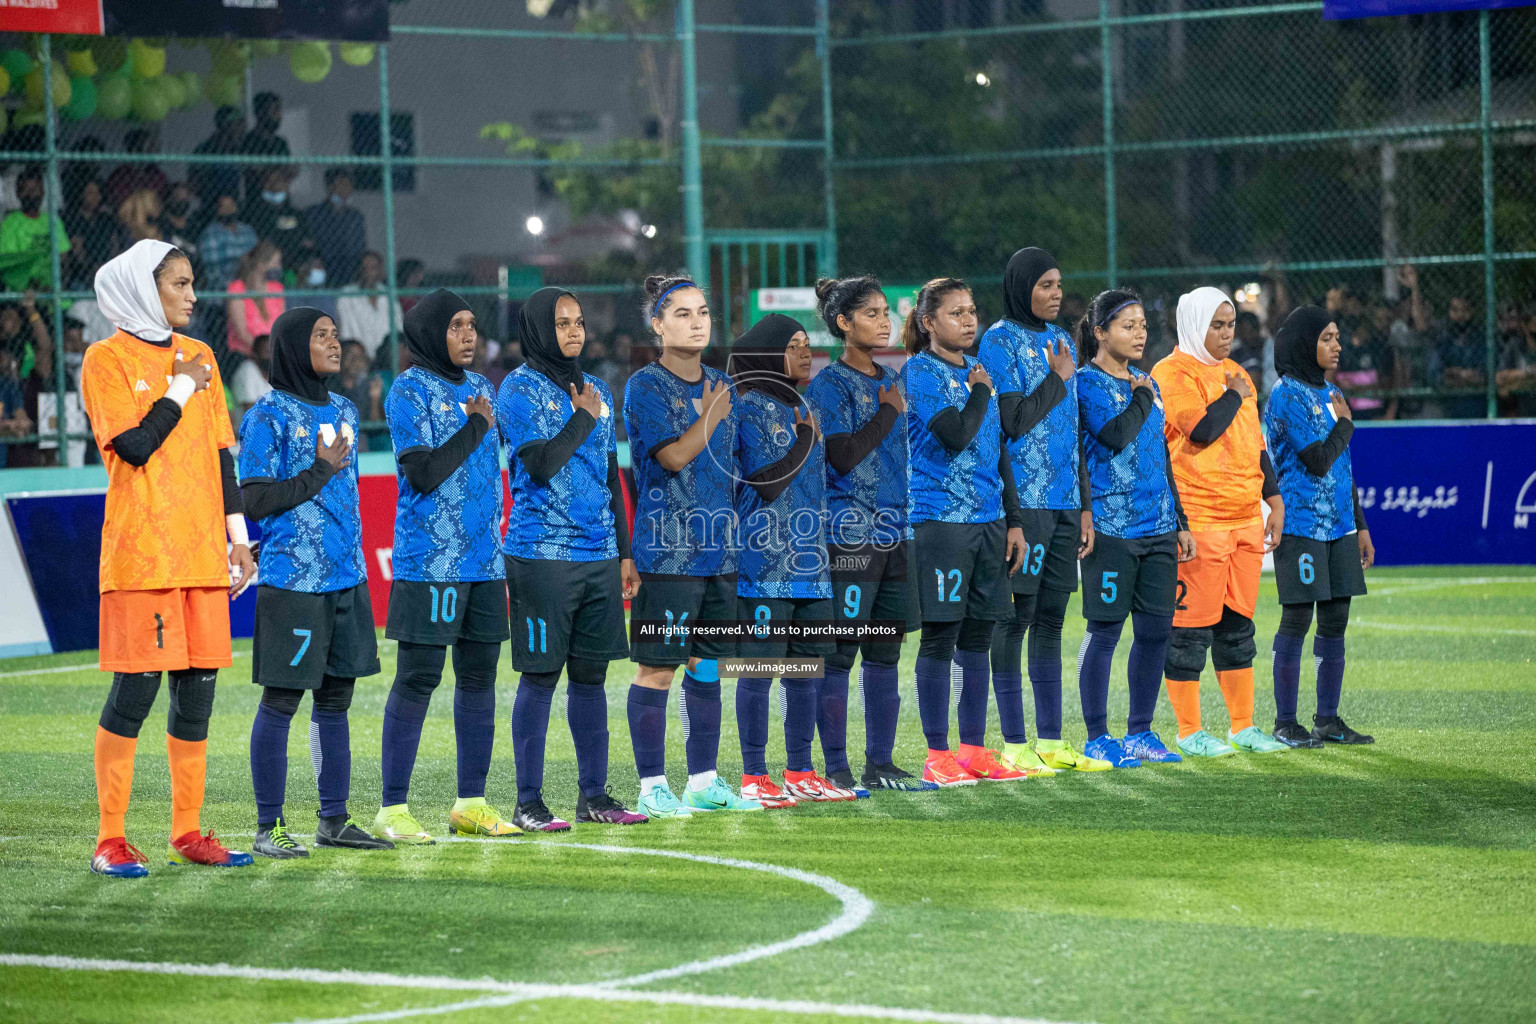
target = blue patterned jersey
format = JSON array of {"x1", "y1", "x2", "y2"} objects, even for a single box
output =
[
  {"x1": 623, "y1": 361, "x2": 738, "y2": 576},
  {"x1": 902, "y1": 350, "x2": 1003, "y2": 525},
  {"x1": 977, "y1": 318, "x2": 1080, "y2": 510},
  {"x1": 238, "y1": 390, "x2": 367, "y2": 593},
  {"x1": 1078, "y1": 364, "x2": 1178, "y2": 539},
  {"x1": 498, "y1": 366, "x2": 618, "y2": 562},
  {"x1": 385, "y1": 367, "x2": 504, "y2": 582},
  {"x1": 734, "y1": 390, "x2": 831, "y2": 599},
  {"x1": 805, "y1": 359, "x2": 906, "y2": 547},
  {"x1": 1263, "y1": 376, "x2": 1356, "y2": 542}
]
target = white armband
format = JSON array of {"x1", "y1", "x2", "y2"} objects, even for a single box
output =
[
  {"x1": 226, "y1": 514, "x2": 250, "y2": 547},
  {"x1": 166, "y1": 374, "x2": 197, "y2": 408}
]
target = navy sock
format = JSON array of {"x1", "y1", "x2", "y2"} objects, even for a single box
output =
[
  {"x1": 511, "y1": 678, "x2": 554, "y2": 804},
  {"x1": 737, "y1": 677, "x2": 772, "y2": 776},
  {"x1": 816, "y1": 668, "x2": 850, "y2": 775},
  {"x1": 913, "y1": 655, "x2": 952, "y2": 751},
  {"x1": 956, "y1": 648, "x2": 990, "y2": 747},
  {"x1": 859, "y1": 661, "x2": 900, "y2": 765},
  {"x1": 381, "y1": 687, "x2": 431, "y2": 806},
  {"x1": 681, "y1": 671, "x2": 721, "y2": 776},
  {"x1": 452, "y1": 686, "x2": 496, "y2": 800},
  {"x1": 1314, "y1": 636, "x2": 1346, "y2": 718},
  {"x1": 993, "y1": 670, "x2": 1027, "y2": 745},
  {"x1": 783, "y1": 677, "x2": 817, "y2": 773},
  {"x1": 250, "y1": 703, "x2": 292, "y2": 824},
  {"x1": 1078, "y1": 619, "x2": 1123, "y2": 739},
  {"x1": 1272, "y1": 634, "x2": 1304, "y2": 724},
  {"x1": 1127, "y1": 613, "x2": 1173, "y2": 735},
  {"x1": 309, "y1": 707, "x2": 350, "y2": 819},
  {"x1": 627, "y1": 684, "x2": 668, "y2": 779},
  {"x1": 566, "y1": 682, "x2": 610, "y2": 799},
  {"x1": 1028, "y1": 657, "x2": 1063, "y2": 740}
]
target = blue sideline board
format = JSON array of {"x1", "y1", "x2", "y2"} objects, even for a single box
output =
[{"x1": 1325, "y1": 0, "x2": 1535, "y2": 18}]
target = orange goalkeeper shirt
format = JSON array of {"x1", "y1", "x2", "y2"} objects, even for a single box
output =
[
  {"x1": 81, "y1": 330, "x2": 235, "y2": 593},
  {"x1": 1151, "y1": 349, "x2": 1265, "y2": 531}
]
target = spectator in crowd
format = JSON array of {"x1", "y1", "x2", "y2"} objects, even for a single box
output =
[
  {"x1": 13, "y1": 322, "x2": 62, "y2": 468},
  {"x1": 60, "y1": 307, "x2": 89, "y2": 388},
  {"x1": 0, "y1": 126, "x2": 45, "y2": 217},
  {"x1": 1496, "y1": 306, "x2": 1536, "y2": 418},
  {"x1": 306, "y1": 168, "x2": 366, "y2": 287},
  {"x1": 61, "y1": 135, "x2": 106, "y2": 210},
  {"x1": 226, "y1": 240, "x2": 285, "y2": 357},
  {"x1": 395, "y1": 257, "x2": 425, "y2": 313},
  {"x1": 62, "y1": 291, "x2": 113, "y2": 346},
  {"x1": 0, "y1": 294, "x2": 48, "y2": 372},
  {"x1": 0, "y1": 166, "x2": 71, "y2": 295},
  {"x1": 328, "y1": 338, "x2": 385, "y2": 451},
  {"x1": 1225, "y1": 310, "x2": 1265, "y2": 389},
  {"x1": 190, "y1": 105, "x2": 247, "y2": 209},
  {"x1": 102, "y1": 129, "x2": 169, "y2": 209},
  {"x1": 241, "y1": 92, "x2": 292, "y2": 199},
  {"x1": 156, "y1": 183, "x2": 201, "y2": 274},
  {"x1": 242, "y1": 167, "x2": 313, "y2": 272},
  {"x1": 229, "y1": 331, "x2": 274, "y2": 424},
  {"x1": 335, "y1": 250, "x2": 403, "y2": 359},
  {"x1": 63, "y1": 179, "x2": 117, "y2": 287},
  {"x1": 370, "y1": 336, "x2": 411, "y2": 395},
  {"x1": 0, "y1": 348, "x2": 30, "y2": 468},
  {"x1": 1432, "y1": 294, "x2": 1487, "y2": 419},
  {"x1": 116, "y1": 187, "x2": 163, "y2": 246},
  {"x1": 197, "y1": 191, "x2": 258, "y2": 291},
  {"x1": 1060, "y1": 292, "x2": 1087, "y2": 330},
  {"x1": 295, "y1": 252, "x2": 339, "y2": 321},
  {"x1": 1387, "y1": 264, "x2": 1432, "y2": 415},
  {"x1": 1336, "y1": 300, "x2": 1397, "y2": 420}
]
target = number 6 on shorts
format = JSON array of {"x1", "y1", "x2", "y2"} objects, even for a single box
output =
[{"x1": 1298, "y1": 553, "x2": 1314, "y2": 585}]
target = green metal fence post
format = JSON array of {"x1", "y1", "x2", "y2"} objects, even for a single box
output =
[
  {"x1": 1101, "y1": 0, "x2": 1117, "y2": 288},
  {"x1": 378, "y1": 43, "x2": 400, "y2": 382},
  {"x1": 1479, "y1": 9, "x2": 1496, "y2": 420},
  {"x1": 41, "y1": 35, "x2": 66, "y2": 455},
  {"x1": 678, "y1": 0, "x2": 707, "y2": 278},
  {"x1": 817, "y1": 0, "x2": 838, "y2": 276}
]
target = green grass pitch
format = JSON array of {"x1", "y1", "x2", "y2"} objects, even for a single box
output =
[{"x1": 2, "y1": 566, "x2": 1533, "y2": 1024}]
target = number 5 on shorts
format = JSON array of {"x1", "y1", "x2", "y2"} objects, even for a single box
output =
[
  {"x1": 1100, "y1": 571, "x2": 1118, "y2": 605},
  {"x1": 1298, "y1": 553, "x2": 1315, "y2": 585}
]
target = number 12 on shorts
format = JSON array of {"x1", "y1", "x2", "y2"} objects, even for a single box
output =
[{"x1": 934, "y1": 568, "x2": 962, "y2": 602}]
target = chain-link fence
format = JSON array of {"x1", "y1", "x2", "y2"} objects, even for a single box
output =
[{"x1": 1, "y1": 0, "x2": 1532, "y2": 466}]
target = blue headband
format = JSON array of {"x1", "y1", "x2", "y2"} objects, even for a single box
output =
[
  {"x1": 1098, "y1": 298, "x2": 1140, "y2": 327},
  {"x1": 651, "y1": 281, "x2": 695, "y2": 319}
]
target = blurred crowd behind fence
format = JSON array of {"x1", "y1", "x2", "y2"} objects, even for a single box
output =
[{"x1": 1, "y1": 0, "x2": 1533, "y2": 466}]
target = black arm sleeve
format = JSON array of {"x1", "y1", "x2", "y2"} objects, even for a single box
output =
[
  {"x1": 1091, "y1": 387, "x2": 1154, "y2": 453},
  {"x1": 824, "y1": 403, "x2": 899, "y2": 475},
  {"x1": 1187, "y1": 389, "x2": 1243, "y2": 446},
  {"x1": 219, "y1": 448, "x2": 244, "y2": 516},
  {"x1": 1165, "y1": 437, "x2": 1189, "y2": 531},
  {"x1": 516, "y1": 409, "x2": 596, "y2": 486},
  {"x1": 997, "y1": 373, "x2": 1067, "y2": 440},
  {"x1": 1260, "y1": 449, "x2": 1279, "y2": 500},
  {"x1": 108, "y1": 397, "x2": 182, "y2": 468},
  {"x1": 608, "y1": 451, "x2": 631, "y2": 560},
  {"x1": 926, "y1": 383, "x2": 992, "y2": 453},
  {"x1": 399, "y1": 412, "x2": 490, "y2": 495},
  {"x1": 747, "y1": 423, "x2": 815, "y2": 503},
  {"x1": 1079, "y1": 437, "x2": 1092, "y2": 511},
  {"x1": 240, "y1": 459, "x2": 338, "y2": 522},
  {"x1": 999, "y1": 443, "x2": 1025, "y2": 529},
  {"x1": 1353, "y1": 486, "x2": 1368, "y2": 531},
  {"x1": 1296, "y1": 419, "x2": 1355, "y2": 477}
]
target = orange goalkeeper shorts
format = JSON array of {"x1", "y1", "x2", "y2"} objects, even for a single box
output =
[
  {"x1": 1173, "y1": 521, "x2": 1264, "y2": 629},
  {"x1": 99, "y1": 587, "x2": 233, "y2": 674}
]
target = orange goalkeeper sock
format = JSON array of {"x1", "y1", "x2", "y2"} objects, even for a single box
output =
[
  {"x1": 94, "y1": 727, "x2": 138, "y2": 844},
  {"x1": 1217, "y1": 668, "x2": 1255, "y2": 734},
  {"x1": 1164, "y1": 678, "x2": 1202, "y2": 740},
  {"x1": 166, "y1": 735, "x2": 207, "y2": 840}
]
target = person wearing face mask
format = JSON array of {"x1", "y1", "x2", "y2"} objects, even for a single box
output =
[
  {"x1": 1074, "y1": 289, "x2": 1196, "y2": 771},
  {"x1": 374, "y1": 289, "x2": 514, "y2": 846},
  {"x1": 306, "y1": 169, "x2": 366, "y2": 288},
  {"x1": 1152, "y1": 288, "x2": 1289, "y2": 759},
  {"x1": 155, "y1": 185, "x2": 201, "y2": 269},
  {"x1": 241, "y1": 92, "x2": 292, "y2": 200},
  {"x1": 197, "y1": 193, "x2": 258, "y2": 292},
  {"x1": 498, "y1": 287, "x2": 646, "y2": 831},
  {"x1": 296, "y1": 254, "x2": 338, "y2": 321},
  {"x1": 239, "y1": 307, "x2": 391, "y2": 859},
  {"x1": 241, "y1": 167, "x2": 314, "y2": 273},
  {"x1": 1263, "y1": 306, "x2": 1375, "y2": 748},
  {"x1": 0, "y1": 166, "x2": 71, "y2": 295},
  {"x1": 226, "y1": 240, "x2": 286, "y2": 358}
]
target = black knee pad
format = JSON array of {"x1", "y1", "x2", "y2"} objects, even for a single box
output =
[
  {"x1": 826, "y1": 641, "x2": 858, "y2": 674},
  {"x1": 312, "y1": 675, "x2": 356, "y2": 715},
  {"x1": 1315, "y1": 597, "x2": 1351, "y2": 639},
  {"x1": 566, "y1": 656, "x2": 608, "y2": 688},
  {"x1": 1165, "y1": 626, "x2": 1213, "y2": 681},
  {"x1": 393, "y1": 641, "x2": 447, "y2": 704},
  {"x1": 99, "y1": 672, "x2": 161, "y2": 738},
  {"x1": 166, "y1": 669, "x2": 217, "y2": 742},
  {"x1": 1278, "y1": 602, "x2": 1315, "y2": 639},
  {"x1": 859, "y1": 641, "x2": 902, "y2": 667},
  {"x1": 259, "y1": 686, "x2": 304, "y2": 718},
  {"x1": 957, "y1": 616, "x2": 995, "y2": 653},
  {"x1": 917, "y1": 620, "x2": 961, "y2": 661},
  {"x1": 451, "y1": 639, "x2": 500, "y2": 692},
  {"x1": 1211, "y1": 607, "x2": 1257, "y2": 671}
]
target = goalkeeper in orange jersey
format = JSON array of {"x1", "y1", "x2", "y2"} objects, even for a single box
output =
[
  {"x1": 1150, "y1": 287, "x2": 1289, "y2": 757},
  {"x1": 81, "y1": 240, "x2": 257, "y2": 877}
]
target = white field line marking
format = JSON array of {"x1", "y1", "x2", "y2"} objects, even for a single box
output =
[
  {"x1": 0, "y1": 651, "x2": 250, "y2": 679},
  {"x1": 1353, "y1": 618, "x2": 1536, "y2": 638},
  {"x1": 1369, "y1": 576, "x2": 1536, "y2": 597}
]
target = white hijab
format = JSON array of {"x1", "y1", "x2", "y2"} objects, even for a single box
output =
[
  {"x1": 1176, "y1": 286, "x2": 1234, "y2": 367},
  {"x1": 95, "y1": 239, "x2": 177, "y2": 342}
]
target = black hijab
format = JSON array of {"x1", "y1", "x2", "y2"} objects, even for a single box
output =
[
  {"x1": 404, "y1": 288, "x2": 473, "y2": 384},
  {"x1": 729, "y1": 313, "x2": 804, "y2": 407},
  {"x1": 1274, "y1": 305, "x2": 1333, "y2": 388},
  {"x1": 268, "y1": 306, "x2": 333, "y2": 405},
  {"x1": 1002, "y1": 246, "x2": 1058, "y2": 331},
  {"x1": 518, "y1": 286, "x2": 582, "y2": 392}
]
